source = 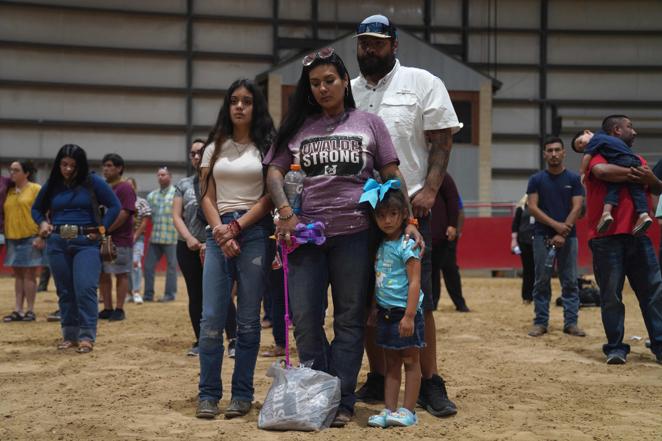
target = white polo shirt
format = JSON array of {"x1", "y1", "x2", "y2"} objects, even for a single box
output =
[{"x1": 352, "y1": 60, "x2": 462, "y2": 196}]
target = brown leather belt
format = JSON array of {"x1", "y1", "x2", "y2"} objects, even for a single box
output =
[{"x1": 54, "y1": 225, "x2": 102, "y2": 240}]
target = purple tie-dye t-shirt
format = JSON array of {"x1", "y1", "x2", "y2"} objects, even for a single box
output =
[{"x1": 264, "y1": 108, "x2": 399, "y2": 237}]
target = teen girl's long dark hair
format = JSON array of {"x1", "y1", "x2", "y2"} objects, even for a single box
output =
[
  {"x1": 202, "y1": 79, "x2": 275, "y2": 197},
  {"x1": 273, "y1": 51, "x2": 356, "y2": 156},
  {"x1": 37, "y1": 144, "x2": 90, "y2": 212}
]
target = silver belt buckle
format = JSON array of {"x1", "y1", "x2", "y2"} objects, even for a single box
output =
[{"x1": 60, "y1": 224, "x2": 79, "y2": 240}]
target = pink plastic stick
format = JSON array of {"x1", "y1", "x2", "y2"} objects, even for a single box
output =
[{"x1": 280, "y1": 241, "x2": 292, "y2": 368}]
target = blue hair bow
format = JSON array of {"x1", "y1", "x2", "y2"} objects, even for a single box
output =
[{"x1": 359, "y1": 178, "x2": 401, "y2": 208}]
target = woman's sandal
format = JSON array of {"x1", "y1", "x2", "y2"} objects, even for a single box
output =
[
  {"x1": 76, "y1": 341, "x2": 93, "y2": 354},
  {"x1": 22, "y1": 311, "x2": 36, "y2": 321},
  {"x1": 3, "y1": 311, "x2": 24, "y2": 322},
  {"x1": 57, "y1": 340, "x2": 78, "y2": 350}
]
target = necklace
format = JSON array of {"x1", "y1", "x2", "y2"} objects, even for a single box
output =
[
  {"x1": 230, "y1": 139, "x2": 252, "y2": 155},
  {"x1": 14, "y1": 181, "x2": 27, "y2": 194},
  {"x1": 325, "y1": 110, "x2": 349, "y2": 133}
]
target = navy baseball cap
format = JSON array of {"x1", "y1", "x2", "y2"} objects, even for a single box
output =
[{"x1": 355, "y1": 15, "x2": 397, "y2": 39}]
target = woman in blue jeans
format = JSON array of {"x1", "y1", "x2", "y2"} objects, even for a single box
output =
[
  {"x1": 32, "y1": 144, "x2": 120, "y2": 353},
  {"x1": 195, "y1": 79, "x2": 276, "y2": 419},
  {"x1": 264, "y1": 49, "x2": 419, "y2": 427}
]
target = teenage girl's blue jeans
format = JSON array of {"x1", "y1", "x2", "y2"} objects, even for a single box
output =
[
  {"x1": 46, "y1": 233, "x2": 101, "y2": 342},
  {"x1": 198, "y1": 212, "x2": 273, "y2": 402}
]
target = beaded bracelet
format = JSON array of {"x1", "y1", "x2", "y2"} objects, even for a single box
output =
[
  {"x1": 229, "y1": 220, "x2": 242, "y2": 236},
  {"x1": 279, "y1": 210, "x2": 295, "y2": 221}
]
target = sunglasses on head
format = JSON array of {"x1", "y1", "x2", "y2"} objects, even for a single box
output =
[
  {"x1": 302, "y1": 47, "x2": 335, "y2": 66},
  {"x1": 356, "y1": 22, "x2": 395, "y2": 37}
]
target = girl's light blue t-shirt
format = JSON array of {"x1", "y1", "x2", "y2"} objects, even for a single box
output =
[{"x1": 375, "y1": 236, "x2": 424, "y2": 310}]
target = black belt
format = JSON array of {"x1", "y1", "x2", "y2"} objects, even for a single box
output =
[{"x1": 377, "y1": 306, "x2": 407, "y2": 322}]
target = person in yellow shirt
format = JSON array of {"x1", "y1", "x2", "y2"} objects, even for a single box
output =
[{"x1": 3, "y1": 160, "x2": 45, "y2": 322}]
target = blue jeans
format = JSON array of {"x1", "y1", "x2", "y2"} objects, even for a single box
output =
[
  {"x1": 198, "y1": 212, "x2": 273, "y2": 402},
  {"x1": 589, "y1": 234, "x2": 662, "y2": 357},
  {"x1": 130, "y1": 238, "x2": 144, "y2": 292},
  {"x1": 46, "y1": 233, "x2": 101, "y2": 342},
  {"x1": 143, "y1": 242, "x2": 177, "y2": 300},
  {"x1": 286, "y1": 229, "x2": 371, "y2": 413},
  {"x1": 532, "y1": 235, "x2": 580, "y2": 328}
]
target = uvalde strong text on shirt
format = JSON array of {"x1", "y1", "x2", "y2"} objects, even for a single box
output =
[{"x1": 284, "y1": 164, "x2": 306, "y2": 214}]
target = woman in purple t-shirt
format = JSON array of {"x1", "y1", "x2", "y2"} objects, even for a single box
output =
[{"x1": 264, "y1": 48, "x2": 419, "y2": 427}]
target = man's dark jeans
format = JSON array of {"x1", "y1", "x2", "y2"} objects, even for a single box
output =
[
  {"x1": 532, "y1": 235, "x2": 580, "y2": 329},
  {"x1": 589, "y1": 234, "x2": 662, "y2": 358}
]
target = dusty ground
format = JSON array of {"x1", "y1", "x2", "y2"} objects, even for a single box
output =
[{"x1": 0, "y1": 275, "x2": 660, "y2": 440}]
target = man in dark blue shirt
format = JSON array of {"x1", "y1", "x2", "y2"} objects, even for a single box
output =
[{"x1": 526, "y1": 137, "x2": 585, "y2": 337}]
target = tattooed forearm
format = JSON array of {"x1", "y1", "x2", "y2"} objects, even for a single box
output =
[
  {"x1": 266, "y1": 166, "x2": 289, "y2": 209},
  {"x1": 424, "y1": 128, "x2": 453, "y2": 192}
]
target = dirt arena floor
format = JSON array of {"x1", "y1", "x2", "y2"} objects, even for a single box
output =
[{"x1": 1, "y1": 275, "x2": 660, "y2": 440}]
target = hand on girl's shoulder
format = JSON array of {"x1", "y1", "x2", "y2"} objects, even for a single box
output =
[{"x1": 401, "y1": 237, "x2": 422, "y2": 259}]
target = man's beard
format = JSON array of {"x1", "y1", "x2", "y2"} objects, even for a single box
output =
[{"x1": 358, "y1": 52, "x2": 396, "y2": 78}]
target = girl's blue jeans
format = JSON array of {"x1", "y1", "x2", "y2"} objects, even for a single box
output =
[{"x1": 198, "y1": 212, "x2": 273, "y2": 402}]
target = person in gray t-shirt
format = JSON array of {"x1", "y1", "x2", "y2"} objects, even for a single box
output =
[{"x1": 173, "y1": 139, "x2": 210, "y2": 356}]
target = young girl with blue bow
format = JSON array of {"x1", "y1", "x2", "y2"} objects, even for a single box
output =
[{"x1": 361, "y1": 178, "x2": 425, "y2": 428}]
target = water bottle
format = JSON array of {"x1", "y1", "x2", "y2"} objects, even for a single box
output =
[
  {"x1": 544, "y1": 245, "x2": 556, "y2": 269},
  {"x1": 283, "y1": 164, "x2": 305, "y2": 214}
]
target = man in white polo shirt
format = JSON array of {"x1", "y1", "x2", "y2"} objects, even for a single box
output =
[{"x1": 352, "y1": 14, "x2": 462, "y2": 418}]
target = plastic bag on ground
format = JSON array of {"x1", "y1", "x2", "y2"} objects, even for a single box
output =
[{"x1": 258, "y1": 361, "x2": 341, "y2": 431}]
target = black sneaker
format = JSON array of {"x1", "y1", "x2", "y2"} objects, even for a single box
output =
[
  {"x1": 46, "y1": 310, "x2": 60, "y2": 322},
  {"x1": 109, "y1": 309, "x2": 125, "y2": 321},
  {"x1": 355, "y1": 372, "x2": 385, "y2": 403},
  {"x1": 196, "y1": 399, "x2": 220, "y2": 419},
  {"x1": 418, "y1": 374, "x2": 457, "y2": 417},
  {"x1": 606, "y1": 352, "x2": 627, "y2": 365},
  {"x1": 98, "y1": 309, "x2": 113, "y2": 320},
  {"x1": 224, "y1": 399, "x2": 251, "y2": 419}
]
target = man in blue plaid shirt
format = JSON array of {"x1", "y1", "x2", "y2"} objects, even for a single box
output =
[{"x1": 144, "y1": 167, "x2": 178, "y2": 302}]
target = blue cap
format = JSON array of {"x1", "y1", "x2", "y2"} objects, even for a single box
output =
[{"x1": 356, "y1": 14, "x2": 396, "y2": 39}]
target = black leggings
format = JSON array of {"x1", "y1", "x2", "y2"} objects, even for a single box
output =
[{"x1": 176, "y1": 241, "x2": 236, "y2": 343}]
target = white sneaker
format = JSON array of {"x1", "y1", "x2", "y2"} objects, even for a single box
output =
[{"x1": 133, "y1": 293, "x2": 143, "y2": 304}]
